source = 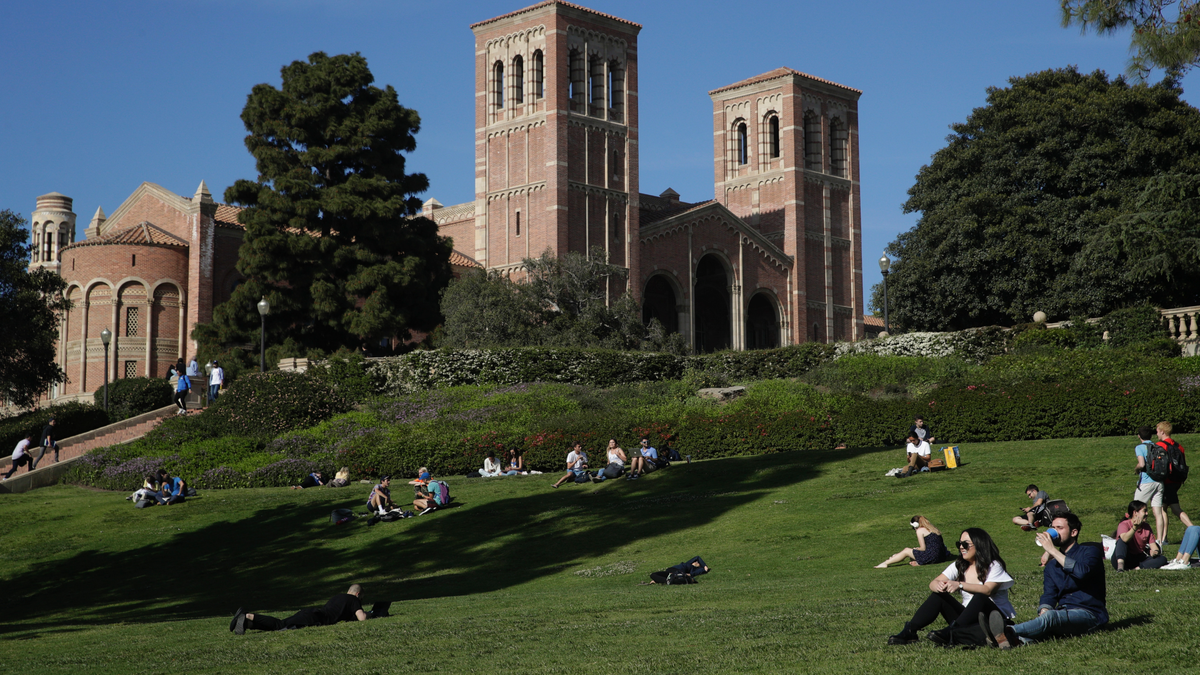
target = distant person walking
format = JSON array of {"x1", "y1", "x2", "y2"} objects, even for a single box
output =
[
  {"x1": 3, "y1": 433, "x2": 36, "y2": 480},
  {"x1": 1153, "y1": 421, "x2": 1191, "y2": 545},
  {"x1": 1132, "y1": 426, "x2": 1167, "y2": 546},
  {"x1": 208, "y1": 360, "x2": 225, "y2": 403},
  {"x1": 231, "y1": 584, "x2": 367, "y2": 634},
  {"x1": 174, "y1": 371, "x2": 192, "y2": 414}
]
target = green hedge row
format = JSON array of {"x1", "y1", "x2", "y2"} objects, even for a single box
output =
[{"x1": 93, "y1": 377, "x2": 174, "y2": 423}]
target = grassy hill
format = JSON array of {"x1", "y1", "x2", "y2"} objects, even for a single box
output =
[{"x1": 2, "y1": 433, "x2": 1197, "y2": 674}]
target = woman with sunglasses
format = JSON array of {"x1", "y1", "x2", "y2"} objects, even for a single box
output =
[{"x1": 887, "y1": 528, "x2": 1016, "y2": 647}]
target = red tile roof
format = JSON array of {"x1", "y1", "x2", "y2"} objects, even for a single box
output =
[
  {"x1": 639, "y1": 200, "x2": 715, "y2": 226},
  {"x1": 214, "y1": 203, "x2": 244, "y2": 229},
  {"x1": 65, "y1": 222, "x2": 188, "y2": 250},
  {"x1": 471, "y1": 0, "x2": 641, "y2": 29},
  {"x1": 450, "y1": 250, "x2": 482, "y2": 268},
  {"x1": 864, "y1": 315, "x2": 885, "y2": 328},
  {"x1": 709, "y1": 67, "x2": 861, "y2": 96}
]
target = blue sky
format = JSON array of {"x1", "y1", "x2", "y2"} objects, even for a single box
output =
[{"x1": 1, "y1": 0, "x2": 1190, "y2": 301}]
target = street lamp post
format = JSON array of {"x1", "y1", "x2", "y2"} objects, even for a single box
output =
[
  {"x1": 878, "y1": 253, "x2": 892, "y2": 334},
  {"x1": 100, "y1": 327, "x2": 112, "y2": 411},
  {"x1": 257, "y1": 296, "x2": 270, "y2": 373}
]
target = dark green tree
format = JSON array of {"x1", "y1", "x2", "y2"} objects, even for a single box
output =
[
  {"x1": 438, "y1": 270, "x2": 541, "y2": 348},
  {"x1": 194, "y1": 52, "x2": 453, "y2": 368},
  {"x1": 0, "y1": 210, "x2": 70, "y2": 407},
  {"x1": 875, "y1": 67, "x2": 1200, "y2": 330},
  {"x1": 1061, "y1": 0, "x2": 1200, "y2": 79}
]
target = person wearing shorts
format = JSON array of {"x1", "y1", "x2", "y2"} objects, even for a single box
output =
[
  {"x1": 1157, "y1": 422, "x2": 1193, "y2": 544},
  {"x1": 1133, "y1": 426, "x2": 1166, "y2": 545}
]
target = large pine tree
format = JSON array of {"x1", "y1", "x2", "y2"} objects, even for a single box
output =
[{"x1": 195, "y1": 52, "x2": 452, "y2": 366}]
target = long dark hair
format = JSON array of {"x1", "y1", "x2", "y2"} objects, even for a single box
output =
[{"x1": 954, "y1": 528, "x2": 1006, "y2": 581}]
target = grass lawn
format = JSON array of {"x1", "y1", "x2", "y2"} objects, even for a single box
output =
[{"x1": 1, "y1": 433, "x2": 1197, "y2": 674}]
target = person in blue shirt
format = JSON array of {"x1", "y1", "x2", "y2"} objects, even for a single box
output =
[
  {"x1": 174, "y1": 371, "x2": 191, "y2": 414},
  {"x1": 628, "y1": 437, "x2": 660, "y2": 480},
  {"x1": 1133, "y1": 426, "x2": 1167, "y2": 545},
  {"x1": 980, "y1": 512, "x2": 1107, "y2": 649},
  {"x1": 157, "y1": 473, "x2": 187, "y2": 505}
]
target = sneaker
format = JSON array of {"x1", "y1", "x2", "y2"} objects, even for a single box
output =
[
  {"x1": 925, "y1": 629, "x2": 951, "y2": 646},
  {"x1": 1162, "y1": 560, "x2": 1190, "y2": 570},
  {"x1": 419, "y1": 506, "x2": 434, "y2": 515},
  {"x1": 229, "y1": 607, "x2": 244, "y2": 632},
  {"x1": 1020, "y1": 524, "x2": 1034, "y2": 531},
  {"x1": 233, "y1": 610, "x2": 247, "y2": 635},
  {"x1": 980, "y1": 610, "x2": 1009, "y2": 648},
  {"x1": 995, "y1": 624, "x2": 1019, "y2": 650},
  {"x1": 886, "y1": 633, "x2": 918, "y2": 645}
]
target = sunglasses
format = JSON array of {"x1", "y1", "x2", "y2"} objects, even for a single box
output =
[{"x1": 956, "y1": 541, "x2": 974, "y2": 550}]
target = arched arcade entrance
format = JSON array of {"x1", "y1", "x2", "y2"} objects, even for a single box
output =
[
  {"x1": 694, "y1": 255, "x2": 730, "y2": 353},
  {"x1": 746, "y1": 293, "x2": 779, "y2": 350},
  {"x1": 642, "y1": 275, "x2": 679, "y2": 334}
]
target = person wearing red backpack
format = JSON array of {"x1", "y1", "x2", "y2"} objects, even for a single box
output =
[
  {"x1": 1133, "y1": 426, "x2": 1168, "y2": 547},
  {"x1": 1155, "y1": 421, "x2": 1193, "y2": 545}
]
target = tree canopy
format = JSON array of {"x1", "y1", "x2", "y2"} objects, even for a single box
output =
[
  {"x1": 194, "y1": 52, "x2": 453, "y2": 367},
  {"x1": 1, "y1": 210, "x2": 69, "y2": 408},
  {"x1": 439, "y1": 247, "x2": 688, "y2": 353},
  {"x1": 1062, "y1": 0, "x2": 1200, "y2": 79},
  {"x1": 875, "y1": 67, "x2": 1200, "y2": 331}
]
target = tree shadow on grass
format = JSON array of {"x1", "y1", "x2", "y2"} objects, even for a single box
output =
[{"x1": 0, "y1": 446, "x2": 886, "y2": 635}]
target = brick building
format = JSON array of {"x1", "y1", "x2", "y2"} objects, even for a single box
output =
[
  {"x1": 27, "y1": 0, "x2": 864, "y2": 404},
  {"x1": 429, "y1": 1, "x2": 865, "y2": 351}
]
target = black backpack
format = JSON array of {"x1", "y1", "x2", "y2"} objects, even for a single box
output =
[{"x1": 1146, "y1": 439, "x2": 1189, "y2": 483}]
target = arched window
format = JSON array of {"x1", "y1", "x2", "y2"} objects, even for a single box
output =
[
  {"x1": 829, "y1": 117, "x2": 848, "y2": 177},
  {"x1": 569, "y1": 49, "x2": 585, "y2": 112},
  {"x1": 804, "y1": 111, "x2": 821, "y2": 170},
  {"x1": 532, "y1": 50, "x2": 544, "y2": 99},
  {"x1": 612, "y1": 149, "x2": 621, "y2": 180},
  {"x1": 493, "y1": 61, "x2": 505, "y2": 110},
  {"x1": 589, "y1": 54, "x2": 605, "y2": 116},
  {"x1": 737, "y1": 122, "x2": 749, "y2": 165},
  {"x1": 608, "y1": 60, "x2": 625, "y2": 121},
  {"x1": 769, "y1": 115, "x2": 780, "y2": 159},
  {"x1": 32, "y1": 231, "x2": 40, "y2": 262},
  {"x1": 515, "y1": 211, "x2": 521, "y2": 236},
  {"x1": 612, "y1": 211, "x2": 622, "y2": 242},
  {"x1": 512, "y1": 55, "x2": 524, "y2": 104}
]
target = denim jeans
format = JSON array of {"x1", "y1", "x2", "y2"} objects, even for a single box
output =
[
  {"x1": 1178, "y1": 525, "x2": 1200, "y2": 558},
  {"x1": 1012, "y1": 608, "x2": 1103, "y2": 643},
  {"x1": 209, "y1": 384, "x2": 220, "y2": 401}
]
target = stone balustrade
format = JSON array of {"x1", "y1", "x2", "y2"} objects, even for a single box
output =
[{"x1": 1162, "y1": 305, "x2": 1200, "y2": 355}]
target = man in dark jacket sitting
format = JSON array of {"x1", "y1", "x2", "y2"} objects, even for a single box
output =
[
  {"x1": 231, "y1": 585, "x2": 367, "y2": 634},
  {"x1": 981, "y1": 513, "x2": 1106, "y2": 648}
]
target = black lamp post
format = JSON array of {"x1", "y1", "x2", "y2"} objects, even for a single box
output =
[
  {"x1": 100, "y1": 327, "x2": 112, "y2": 411},
  {"x1": 257, "y1": 296, "x2": 270, "y2": 373},
  {"x1": 878, "y1": 253, "x2": 891, "y2": 334}
]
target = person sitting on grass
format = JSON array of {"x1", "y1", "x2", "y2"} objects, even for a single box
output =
[
  {"x1": 645, "y1": 556, "x2": 709, "y2": 585},
  {"x1": 1112, "y1": 500, "x2": 1166, "y2": 571},
  {"x1": 1012, "y1": 484, "x2": 1049, "y2": 530},
  {"x1": 899, "y1": 435, "x2": 931, "y2": 478},
  {"x1": 230, "y1": 584, "x2": 367, "y2": 634},
  {"x1": 504, "y1": 448, "x2": 526, "y2": 476},
  {"x1": 876, "y1": 516, "x2": 950, "y2": 568},
  {"x1": 887, "y1": 528, "x2": 1016, "y2": 647},
  {"x1": 595, "y1": 439, "x2": 627, "y2": 482},
  {"x1": 367, "y1": 476, "x2": 397, "y2": 514},
  {"x1": 481, "y1": 451, "x2": 504, "y2": 478},
  {"x1": 1163, "y1": 525, "x2": 1200, "y2": 569},
  {"x1": 628, "y1": 437, "x2": 660, "y2": 480},
  {"x1": 980, "y1": 513, "x2": 1106, "y2": 649},
  {"x1": 157, "y1": 471, "x2": 187, "y2": 505},
  {"x1": 291, "y1": 471, "x2": 324, "y2": 490},
  {"x1": 412, "y1": 469, "x2": 438, "y2": 514},
  {"x1": 551, "y1": 442, "x2": 591, "y2": 488}
]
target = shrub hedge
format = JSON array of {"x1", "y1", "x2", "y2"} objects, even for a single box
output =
[
  {"x1": 207, "y1": 370, "x2": 352, "y2": 439},
  {"x1": 93, "y1": 377, "x2": 174, "y2": 422}
]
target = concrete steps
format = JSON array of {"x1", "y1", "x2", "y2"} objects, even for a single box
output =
[{"x1": 0, "y1": 404, "x2": 180, "y2": 494}]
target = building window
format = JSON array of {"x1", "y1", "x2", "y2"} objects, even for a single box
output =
[
  {"x1": 589, "y1": 54, "x2": 605, "y2": 117},
  {"x1": 804, "y1": 112, "x2": 822, "y2": 170},
  {"x1": 124, "y1": 361, "x2": 137, "y2": 379},
  {"x1": 43, "y1": 235, "x2": 52, "y2": 261},
  {"x1": 612, "y1": 211, "x2": 622, "y2": 242},
  {"x1": 493, "y1": 61, "x2": 505, "y2": 110},
  {"x1": 737, "y1": 122, "x2": 749, "y2": 165},
  {"x1": 768, "y1": 115, "x2": 780, "y2": 159},
  {"x1": 613, "y1": 150, "x2": 621, "y2": 180},
  {"x1": 512, "y1": 54, "x2": 524, "y2": 104},
  {"x1": 569, "y1": 49, "x2": 585, "y2": 112},
  {"x1": 830, "y1": 117, "x2": 848, "y2": 177},
  {"x1": 32, "y1": 233, "x2": 39, "y2": 262},
  {"x1": 515, "y1": 211, "x2": 521, "y2": 236},
  {"x1": 532, "y1": 50, "x2": 544, "y2": 99},
  {"x1": 126, "y1": 306, "x2": 139, "y2": 338},
  {"x1": 131, "y1": 254, "x2": 137, "y2": 266},
  {"x1": 608, "y1": 60, "x2": 624, "y2": 121}
]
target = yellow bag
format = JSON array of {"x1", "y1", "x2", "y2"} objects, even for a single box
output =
[{"x1": 942, "y1": 446, "x2": 959, "y2": 469}]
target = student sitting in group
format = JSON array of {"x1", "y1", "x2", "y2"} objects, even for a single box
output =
[
  {"x1": 412, "y1": 469, "x2": 438, "y2": 514},
  {"x1": 552, "y1": 442, "x2": 592, "y2": 488},
  {"x1": 1163, "y1": 525, "x2": 1200, "y2": 569},
  {"x1": 504, "y1": 448, "x2": 527, "y2": 476},
  {"x1": 480, "y1": 451, "x2": 504, "y2": 478},
  {"x1": 661, "y1": 435, "x2": 684, "y2": 463},
  {"x1": 326, "y1": 467, "x2": 351, "y2": 488},
  {"x1": 1112, "y1": 500, "x2": 1167, "y2": 571},
  {"x1": 127, "y1": 473, "x2": 162, "y2": 505},
  {"x1": 291, "y1": 471, "x2": 325, "y2": 490},
  {"x1": 898, "y1": 436, "x2": 931, "y2": 478},
  {"x1": 157, "y1": 471, "x2": 187, "y2": 505},
  {"x1": 628, "y1": 437, "x2": 662, "y2": 480},
  {"x1": 595, "y1": 439, "x2": 626, "y2": 482},
  {"x1": 367, "y1": 476, "x2": 398, "y2": 514},
  {"x1": 1012, "y1": 485, "x2": 1049, "y2": 530},
  {"x1": 887, "y1": 528, "x2": 1016, "y2": 647},
  {"x1": 876, "y1": 516, "x2": 951, "y2": 568}
]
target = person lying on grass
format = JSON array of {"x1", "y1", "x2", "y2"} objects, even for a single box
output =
[
  {"x1": 367, "y1": 476, "x2": 398, "y2": 514},
  {"x1": 645, "y1": 556, "x2": 709, "y2": 585},
  {"x1": 1111, "y1": 500, "x2": 1166, "y2": 571},
  {"x1": 291, "y1": 472, "x2": 324, "y2": 490},
  {"x1": 980, "y1": 513, "x2": 1107, "y2": 649},
  {"x1": 551, "y1": 442, "x2": 592, "y2": 488},
  {"x1": 887, "y1": 528, "x2": 1016, "y2": 647},
  {"x1": 231, "y1": 584, "x2": 367, "y2": 634},
  {"x1": 876, "y1": 516, "x2": 950, "y2": 568},
  {"x1": 1163, "y1": 525, "x2": 1200, "y2": 569}
]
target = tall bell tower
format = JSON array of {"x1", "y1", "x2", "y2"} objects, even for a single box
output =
[
  {"x1": 470, "y1": 1, "x2": 641, "y2": 291},
  {"x1": 28, "y1": 192, "x2": 77, "y2": 273}
]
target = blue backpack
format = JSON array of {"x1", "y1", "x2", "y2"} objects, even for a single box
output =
[{"x1": 427, "y1": 480, "x2": 451, "y2": 506}]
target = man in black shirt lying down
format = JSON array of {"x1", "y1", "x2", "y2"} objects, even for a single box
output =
[{"x1": 231, "y1": 584, "x2": 367, "y2": 634}]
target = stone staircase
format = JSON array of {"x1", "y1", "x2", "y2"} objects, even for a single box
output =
[{"x1": 0, "y1": 404, "x2": 179, "y2": 494}]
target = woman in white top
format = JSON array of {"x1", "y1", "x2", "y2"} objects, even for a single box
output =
[
  {"x1": 596, "y1": 439, "x2": 627, "y2": 481},
  {"x1": 481, "y1": 451, "x2": 504, "y2": 477},
  {"x1": 887, "y1": 528, "x2": 1016, "y2": 647}
]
